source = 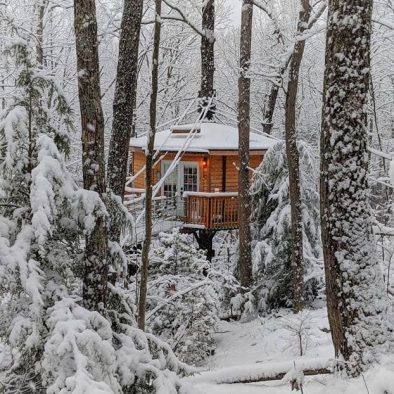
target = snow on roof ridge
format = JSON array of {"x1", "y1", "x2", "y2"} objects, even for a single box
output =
[{"x1": 130, "y1": 122, "x2": 277, "y2": 151}]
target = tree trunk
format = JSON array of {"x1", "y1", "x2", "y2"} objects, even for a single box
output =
[
  {"x1": 35, "y1": 1, "x2": 46, "y2": 66},
  {"x1": 237, "y1": 0, "x2": 253, "y2": 289},
  {"x1": 107, "y1": 0, "x2": 143, "y2": 202},
  {"x1": 74, "y1": 0, "x2": 108, "y2": 310},
  {"x1": 194, "y1": 230, "x2": 215, "y2": 262},
  {"x1": 284, "y1": 0, "x2": 311, "y2": 313},
  {"x1": 198, "y1": 0, "x2": 215, "y2": 120},
  {"x1": 138, "y1": 0, "x2": 162, "y2": 330},
  {"x1": 262, "y1": 56, "x2": 291, "y2": 135},
  {"x1": 320, "y1": 0, "x2": 387, "y2": 375},
  {"x1": 261, "y1": 3, "x2": 326, "y2": 135}
]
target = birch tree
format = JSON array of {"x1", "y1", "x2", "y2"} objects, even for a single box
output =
[
  {"x1": 138, "y1": 0, "x2": 162, "y2": 331},
  {"x1": 237, "y1": 0, "x2": 253, "y2": 289},
  {"x1": 74, "y1": 0, "x2": 108, "y2": 310},
  {"x1": 320, "y1": 0, "x2": 388, "y2": 374}
]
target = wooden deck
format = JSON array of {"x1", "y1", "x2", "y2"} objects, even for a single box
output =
[
  {"x1": 124, "y1": 190, "x2": 239, "y2": 232},
  {"x1": 181, "y1": 192, "x2": 238, "y2": 230}
]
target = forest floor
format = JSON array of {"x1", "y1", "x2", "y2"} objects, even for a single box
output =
[{"x1": 184, "y1": 308, "x2": 394, "y2": 394}]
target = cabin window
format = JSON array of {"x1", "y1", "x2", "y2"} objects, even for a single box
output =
[
  {"x1": 161, "y1": 161, "x2": 199, "y2": 197},
  {"x1": 183, "y1": 164, "x2": 198, "y2": 192},
  {"x1": 162, "y1": 161, "x2": 178, "y2": 198}
]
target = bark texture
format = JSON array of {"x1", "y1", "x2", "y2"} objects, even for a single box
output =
[
  {"x1": 198, "y1": 0, "x2": 215, "y2": 120},
  {"x1": 320, "y1": 0, "x2": 387, "y2": 374},
  {"x1": 35, "y1": 1, "x2": 47, "y2": 66},
  {"x1": 74, "y1": 0, "x2": 108, "y2": 310},
  {"x1": 138, "y1": 0, "x2": 162, "y2": 330},
  {"x1": 284, "y1": 0, "x2": 311, "y2": 313},
  {"x1": 107, "y1": 0, "x2": 143, "y2": 201},
  {"x1": 262, "y1": 56, "x2": 291, "y2": 135},
  {"x1": 237, "y1": 0, "x2": 253, "y2": 289}
]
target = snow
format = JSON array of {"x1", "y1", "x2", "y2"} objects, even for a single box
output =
[
  {"x1": 130, "y1": 122, "x2": 276, "y2": 152},
  {"x1": 182, "y1": 309, "x2": 333, "y2": 392},
  {"x1": 183, "y1": 191, "x2": 238, "y2": 198},
  {"x1": 187, "y1": 357, "x2": 331, "y2": 385},
  {"x1": 182, "y1": 309, "x2": 394, "y2": 393}
]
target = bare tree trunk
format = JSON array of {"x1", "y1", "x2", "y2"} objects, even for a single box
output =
[
  {"x1": 261, "y1": 3, "x2": 326, "y2": 135},
  {"x1": 198, "y1": 0, "x2": 215, "y2": 120},
  {"x1": 237, "y1": 0, "x2": 253, "y2": 289},
  {"x1": 74, "y1": 0, "x2": 108, "y2": 310},
  {"x1": 35, "y1": 0, "x2": 47, "y2": 66},
  {"x1": 262, "y1": 56, "x2": 291, "y2": 134},
  {"x1": 107, "y1": 0, "x2": 143, "y2": 202},
  {"x1": 138, "y1": 0, "x2": 162, "y2": 330},
  {"x1": 320, "y1": 0, "x2": 387, "y2": 375},
  {"x1": 284, "y1": 0, "x2": 311, "y2": 313}
]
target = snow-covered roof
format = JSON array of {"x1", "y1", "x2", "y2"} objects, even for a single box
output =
[{"x1": 130, "y1": 122, "x2": 276, "y2": 153}]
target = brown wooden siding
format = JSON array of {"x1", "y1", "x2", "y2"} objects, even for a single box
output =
[
  {"x1": 183, "y1": 193, "x2": 239, "y2": 229},
  {"x1": 129, "y1": 148, "x2": 264, "y2": 193}
]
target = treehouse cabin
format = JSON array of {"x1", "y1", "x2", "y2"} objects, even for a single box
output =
[{"x1": 128, "y1": 123, "x2": 275, "y2": 242}]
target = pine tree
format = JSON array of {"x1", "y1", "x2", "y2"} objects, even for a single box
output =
[
  {"x1": 320, "y1": 0, "x2": 388, "y2": 374},
  {"x1": 0, "y1": 42, "x2": 191, "y2": 393},
  {"x1": 251, "y1": 141, "x2": 322, "y2": 312},
  {"x1": 143, "y1": 229, "x2": 219, "y2": 364},
  {"x1": 0, "y1": 40, "x2": 76, "y2": 391}
]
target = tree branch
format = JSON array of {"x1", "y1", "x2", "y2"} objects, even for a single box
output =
[{"x1": 161, "y1": 0, "x2": 206, "y2": 38}]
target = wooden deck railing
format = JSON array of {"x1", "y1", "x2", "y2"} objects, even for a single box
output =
[
  {"x1": 182, "y1": 192, "x2": 238, "y2": 230},
  {"x1": 124, "y1": 189, "x2": 239, "y2": 231}
]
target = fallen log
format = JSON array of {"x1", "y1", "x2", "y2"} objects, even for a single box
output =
[
  {"x1": 227, "y1": 366, "x2": 331, "y2": 384},
  {"x1": 185, "y1": 358, "x2": 334, "y2": 385}
]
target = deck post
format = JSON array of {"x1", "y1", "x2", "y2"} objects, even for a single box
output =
[{"x1": 194, "y1": 229, "x2": 216, "y2": 261}]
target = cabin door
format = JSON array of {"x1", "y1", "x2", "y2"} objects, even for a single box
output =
[
  {"x1": 161, "y1": 161, "x2": 199, "y2": 196},
  {"x1": 162, "y1": 161, "x2": 179, "y2": 198}
]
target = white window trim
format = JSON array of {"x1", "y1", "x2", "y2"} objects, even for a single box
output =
[{"x1": 160, "y1": 160, "x2": 199, "y2": 196}]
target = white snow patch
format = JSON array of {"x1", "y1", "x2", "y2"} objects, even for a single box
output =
[{"x1": 130, "y1": 122, "x2": 276, "y2": 152}]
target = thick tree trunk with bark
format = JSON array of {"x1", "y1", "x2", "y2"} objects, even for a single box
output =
[
  {"x1": 237, "y1": 0, "x2": 253, "y2": 289},
  {"x1": 198, "y1": 0, "x2": 215, "y2": 120},
  {"x1": 74, "y1": 0, "x2": 108, "y2": 310},
  {"x1": 138, "y1": 0, "x2": 162, "y2": 330},
  {"x1": 320, "y1": 0, "x2": 387, "y2": 375},
  {"x1": 107, "y1": 0, "x2": 143, "y2": 202},
  {"x1": 284, "y1": 0, "x2": 311, "y2": 313}
]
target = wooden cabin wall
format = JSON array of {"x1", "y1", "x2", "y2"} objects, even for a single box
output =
[
  {"x1": 130, "y1": 150, "x2": 209, "y2": 192},
  {"x1": 129, "y1": 149, "x2": 264, "y2": 193},
  {"x1": 223, "y1": 155, "x2": 263, "y2": 192}
]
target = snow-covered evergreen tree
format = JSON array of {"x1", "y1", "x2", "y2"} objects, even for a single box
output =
[
  {"x1": 251, "y1": 141, "x2": 323, "y2": 312},
  {"x1": 142, "y1": 229, "x2": 219, "y2": 365},
  {"x1": 0, "y1": 41, "x2": 190, "y2": 393},
  {"x1": 0, "y1": 40, "x2": 77, "y2": 389}
]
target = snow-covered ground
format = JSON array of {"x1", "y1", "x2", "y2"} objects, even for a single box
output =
[
  {"x1": 206, "y1": 309, "x2": 333, "y2": 369},
  {"x1": 184, "y1": 308, "x2": 394, "y2": 393}
]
